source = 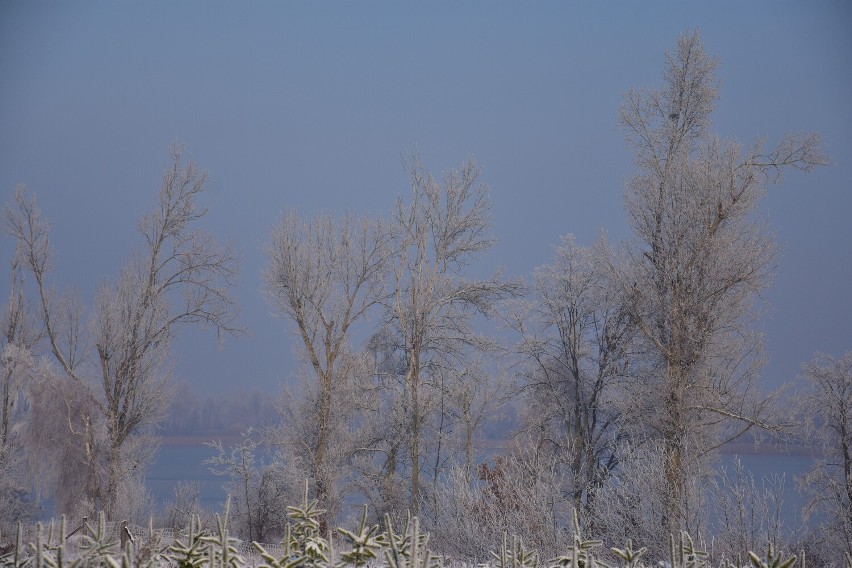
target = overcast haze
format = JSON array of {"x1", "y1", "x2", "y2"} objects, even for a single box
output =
[{"x1": 1, "y1": 2, "x2": 850, "y2": 394}]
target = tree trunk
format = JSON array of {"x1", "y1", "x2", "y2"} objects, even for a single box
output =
[
  {"x1": 411, "y1": 385, "x2": 420, "y2": 515},
  {"x1": 1, "y1": 368, "x2": 11, "y2": 448},
  {"x1": 242, "y1": 458, "x2": 255, "y2": 541},
  {"x1": 432, "y1": 376, "x2": 445, "y2": 513},
  {"x1": 382, "y1": 444, "x2": 399, "y2": 518},
  {"x1": 409, "y1": 357, "x2": 421, "y2": 515},
  {"x1": 314, "y1": 370, "x2": 332, "y2": 528},
  {"x1": 464, "y1": 408, "x2": 473, "y2": 483},
  {"x1": 663, "y1": 360, "x2": 687, "y2": 535},
  {"x1": 107, "y1": 439, "x2": 121, "y2": 519}
]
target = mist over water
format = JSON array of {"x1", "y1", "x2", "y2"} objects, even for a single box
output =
[
  {"x1": 144, "y1": 441, "x2": 817, "y2": 530},
  {"x1": 147, "y1": 442, "x2": 223, "y2": 511},
  {"x1": 714, "y1": 451, "x2": 815, "y2": 530}
]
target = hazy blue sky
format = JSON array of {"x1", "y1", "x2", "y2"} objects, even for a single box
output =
[{"x1": 1, "y1": 2, "x2": 850, "y2": 394}]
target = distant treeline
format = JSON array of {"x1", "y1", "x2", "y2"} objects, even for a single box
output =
[
  {"x1": 159, "y1": 381, "x2": 280, "y2": 437},
  {"x1": 159, "y1": 379, "x2": 519, "y2": 439}
]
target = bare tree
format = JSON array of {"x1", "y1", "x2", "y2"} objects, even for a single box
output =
[
  {"x1": 616, "y1": 30, "x2": 826, "y2": 531},
  {"x1": 20, "y1": 360, "x2": 105, "y2": 517},
  {"x1": 799, "y1": 351, "x2": 852, "y2": 558},
  {"x1": 350, "y1": 327, "x2": 411, "y2": 522},
  {"x1": 207, "y1": 432, "x2": 264, "y2": 541},
  {"x1": 263, "y1": 210, "x2": 391, "y2": 523},
  {"x1": 415, "y1": 357, "x2": 512, "y2": 520},
  {"x1": 0, "y1": 252, "x2": 41, "y2": 520},
  {"x1": 4, "y1": 188, "x2": 103, "y2": 515},
  {"x1": 1, "y1": 251, "x2": 41, "y2": 451},
  {"x1": 266, "y1": 349, "x2": 380, "y2": 528},
  {"x1": 511, "y1": 234, "x2": 632, "y2": 516},
  {"x1": 443, "y1": 359, "x2": 512, "y2": 483},
  {"x1": 0, "y1": 246, "x2": 44, "y2": 520},
  {"x1": 5, "y1": 145, "x2": 240, "y2": 518},
  {"x1": 389, "y1": 154, "x2": 520, "y2": 514},
  {"x1": 710, "y1": 457, "x2": 792, "y2": 565}
]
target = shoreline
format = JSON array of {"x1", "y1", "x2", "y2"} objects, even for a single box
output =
[
  {"x1": 157, "y1": 434, "x2": 250, "y2": 446},
  {"x1": 717, "y1": 441, "x2": 820, "y2": 458},
  {"x1": 154, "y1": 435, "x2": 821, "y2": 458}
]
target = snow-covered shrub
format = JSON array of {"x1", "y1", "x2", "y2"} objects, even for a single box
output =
[
  {"x1": 426, "y1": 443, "x2": 570, "y2": 562},
  {"x1": 587, "y1": 440, "x2": 709, "y2": 562}
]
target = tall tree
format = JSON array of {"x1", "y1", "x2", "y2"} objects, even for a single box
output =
[
  {"x1": 263, "y1": 210, "x2": 391, "y2": 522},
  {"x1": 617, "y1": 31, "x2": 826, "y2": 531},
  {"x1": 389, "y1": 154, "x2": 519, "y2": 514},
  {"x1": 0, "y1": 247, "x2": 41, "y2": 519},
  {"x1": 799, "y1": 351, "x2": 852, "y2": 558},
  {"x1": 5, "y1": 145, "x2": 240, "y2": 518},
  {"x1": 512, "y1": 234, "x2": 632, "y2": 515},
  {"x1": 1, "y1": 250, "x2": 41, "y2": 452}
]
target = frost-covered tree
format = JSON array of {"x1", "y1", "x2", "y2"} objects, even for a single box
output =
[
  {"x1": 413, "y1": 357, "x2": 513, "y2": 520},
  {"x1": 268, "y1": 350, "x2": 381, "y2": 528},
  {"x1": 511, "y1": 234, "x2": 632, "y2": 515},
  {"x1": 1, "y1": 254, "x2": 40, "y2": 450},
  {"x1": 5, "y1": 145, "x2": 240, "y2": 518},
  {"x1": 206, "y1": 431, "x2": 293, "y2": 542},
  {"x1": 350, "y1": 327, "x2": 411, "y2": 522},
  {"x1": 442, "y1": 358, "x2": 512, "y2": 483},
  {"x1": 710, "y1": 457, "x2": 791, "y2": 565},
  {"x1": 0, "y1": 249, "x2": 42, "y2": 519},
  {"x1": 799, "y1": 351, "x2": 852, "y2": 558},
  {"x1": 589, "y1": 440, "x2": 709, "y2": 561},
  {"x1": 387, "y1": 154, "x2": 519, "y2": 514},
  {"x1": 615, "y1": 30, "x2": 826, "y2": 532},
  {"x1": 264, "y1": 210, "x2": 391, "y2": 523}
]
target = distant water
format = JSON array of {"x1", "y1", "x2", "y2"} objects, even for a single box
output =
[
  {"x1": 146, "y1": 441, "x2": 818, "y2": 528},
  {"x1": 715, "y1": 450, "x2": 815, "y2": 529},
  {"x1": 147, "y1": 440, "x2": 226, "y2": 511}
]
